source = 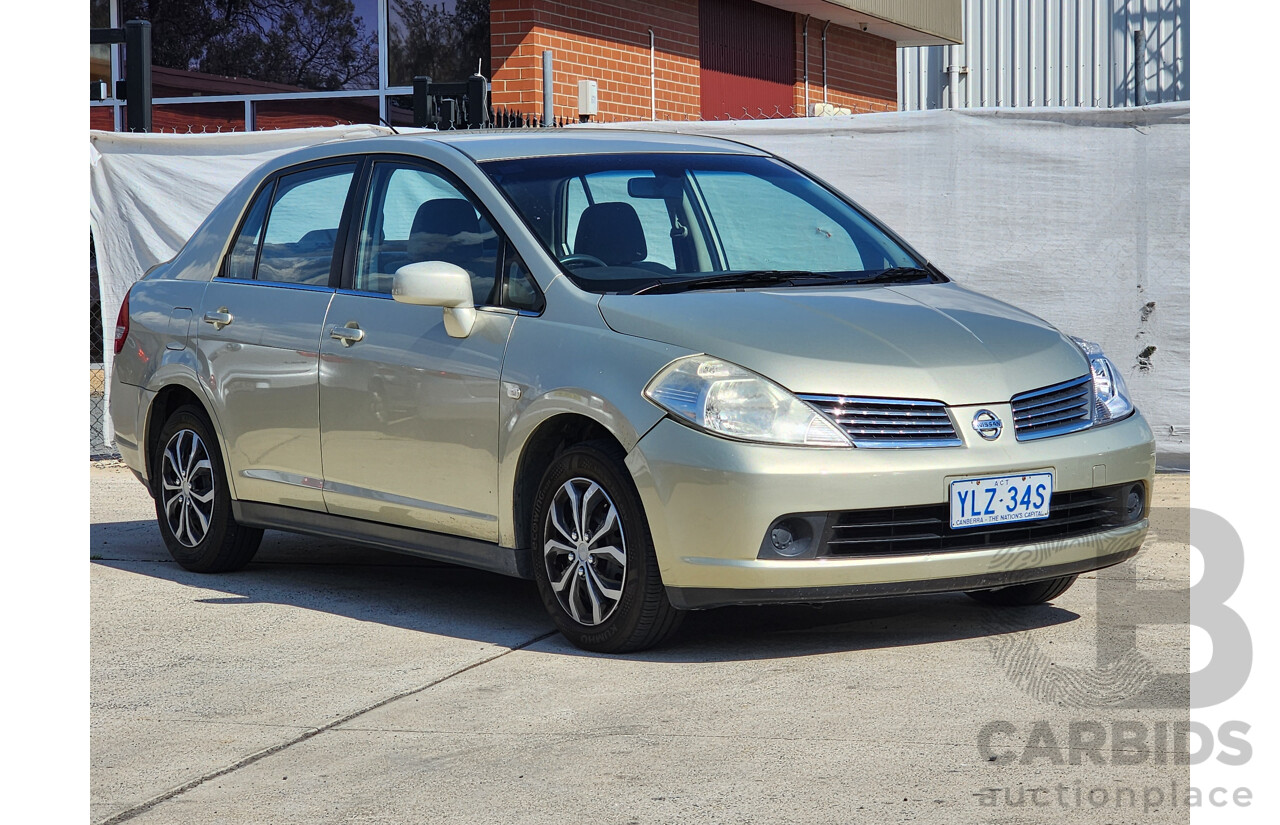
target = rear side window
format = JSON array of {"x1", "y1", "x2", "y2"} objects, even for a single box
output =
[{"x1": 253, "y1": 164, "x2": 356, "y2": 286}]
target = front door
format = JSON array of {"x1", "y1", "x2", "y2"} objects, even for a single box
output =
[{"x1": 318, "y1": 160, "x2": 513, "y2": 541}]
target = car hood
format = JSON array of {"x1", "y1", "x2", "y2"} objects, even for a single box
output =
[{"x1": 597, "y1": 283, "x2": 1089, "y2": 405}]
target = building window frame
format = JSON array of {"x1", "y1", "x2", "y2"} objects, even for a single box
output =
[{"x1": 89, "y1": 0, "x2": 465, "y2": 133}]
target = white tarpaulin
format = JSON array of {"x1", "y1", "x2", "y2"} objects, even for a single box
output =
[
  {"x1": 90, "y1": 105, "x2": 1189, "y2": 462},
  {"x1": 90, "y1": 124, "x2": 398, "y2": 442}
]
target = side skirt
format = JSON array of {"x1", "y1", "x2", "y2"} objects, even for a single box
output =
[{"x1": 233, "y1": 501, "x2": 533, "y2": 580}]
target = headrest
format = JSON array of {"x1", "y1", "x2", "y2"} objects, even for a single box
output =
[
  {"x1": 574, "y1": 202, "x2": 647, "y2": 266},
  {"x1": 408, "y1": 198, "x2": 480, "y2": 261}
]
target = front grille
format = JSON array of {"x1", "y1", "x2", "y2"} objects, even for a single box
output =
[
  {"x1": 798, "y1": 395, "x2": 961, "y2": 448},
  {"x1": 820, "y1": 483, "x2": 1138, "y2": 558},
  {"x1": 1010, "y1": 375, "x2": 1094, "y2": 441}
]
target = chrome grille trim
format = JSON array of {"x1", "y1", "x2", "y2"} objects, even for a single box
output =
[
  {"x1": 1010, "y1": 375, "x2": 1094, "y2": 441},
  {"x1": 799, "y1": 395, "x2": 961, "y2": 448}
]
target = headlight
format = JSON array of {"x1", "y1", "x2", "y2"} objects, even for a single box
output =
[
  {"x1": 1072, "y1": 338, "x2": 1135, "y2": 425},
  {"x1": 643, "y1": 355, "x2": 850, "y2": 447}
]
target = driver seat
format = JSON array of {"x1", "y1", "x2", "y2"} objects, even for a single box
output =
[{"x1": 574, "y1": 202, "x2": 647, "y2": 266}]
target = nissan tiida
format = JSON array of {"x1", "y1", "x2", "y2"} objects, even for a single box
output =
[{"x1": 110, "y1": 131, "x2": 1154, "y2": 652}]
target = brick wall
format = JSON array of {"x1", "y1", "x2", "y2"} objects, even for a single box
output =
[
  {"x1": 491, "y1": 0, "x2": 899, "y2": 123},
  {"x1": 793, "y1": 17, "x2": 898, "y2": 115},
  {"x1": 491, "y1": 0, "x2": 700, "y2": 122}
]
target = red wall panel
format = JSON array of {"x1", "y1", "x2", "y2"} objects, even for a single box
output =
[{"x1": 699, "y1": 0, "x2": 795, "y2": 119}]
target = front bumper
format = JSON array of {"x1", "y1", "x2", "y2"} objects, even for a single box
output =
[{"x1": 625, "y1": 407, "x2": 1155, "y2": 605}]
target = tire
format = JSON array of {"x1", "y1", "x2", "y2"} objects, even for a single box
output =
[
  {"x1": 531, "y1": 441, "x2": 683, "y2": 653},
  {"x1": 966, "y1": 575, "x2": 1077, "y2": 607},
  {"x1": 152, "y1": 405, "x2": 263, "y2": 573}
]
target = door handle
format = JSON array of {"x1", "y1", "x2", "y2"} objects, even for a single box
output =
[
  {"x1": 329, "y1": 323, "x2": 366, "y2": 346},
  {"x1": 202, "y1": 309, "x2": 233, "y2": 330}
]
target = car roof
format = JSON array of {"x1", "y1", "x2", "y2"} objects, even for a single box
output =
[{"x1": 384, "y1": 128, "x2": 768, "y2": 162}]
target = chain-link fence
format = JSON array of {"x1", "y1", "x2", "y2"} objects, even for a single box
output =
[{"x1": 90, "y1": 233, "x2": 115, "y2": 459}]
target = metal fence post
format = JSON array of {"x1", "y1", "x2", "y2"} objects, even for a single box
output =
[
  {"x1": 467, "y1": 74, "x2": 489, "y2": 128},
  {"x1": 413, "y1": 76, "x2": 435, "y2": 128},
  {"x1": 123, "y1": 20, "x2": 152, "y2": 132}
]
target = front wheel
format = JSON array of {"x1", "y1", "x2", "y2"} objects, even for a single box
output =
[
  {"x1": 966, "y1": 575, "x2": 1077, "y2": 607},
  {"x1": 153, "y1": 406, "x2": 263, "y2": 573},
  {"x1": 531, "y1": 442, "x2": 682, "y2": 653}
]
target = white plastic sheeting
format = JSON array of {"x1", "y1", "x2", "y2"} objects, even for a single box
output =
[{"x1": 89, "y1": 104, "x2": 1188, "y2": 462}]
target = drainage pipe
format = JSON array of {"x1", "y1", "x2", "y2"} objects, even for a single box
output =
[
  {"x1": 801, "y1": 15, "x2": 810, "y2": 112},
  {"x1": 948, "y1": 44, "x2": 960, "y2": 108},
  {"x1": 821, "y1": 20, "x2": 831, "y2": 104},
  {"x1": 542, "y1": 49, "x2": 553, "y2": 126}
]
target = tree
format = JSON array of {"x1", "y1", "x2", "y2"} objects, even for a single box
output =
[
  {"x1": 387, "y1": 0, "x2": 491, "y2": 86},
  {"x1": 121, "y1": 0, "x2": 378, "y2": 91}
]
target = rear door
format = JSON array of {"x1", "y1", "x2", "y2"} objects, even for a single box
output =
[
  {"x1": 317, "y1": 158, "x2": 520, "y2": 541},
  {"x1": 197, "y1": 160, "x2": 358, "y2": 510}
]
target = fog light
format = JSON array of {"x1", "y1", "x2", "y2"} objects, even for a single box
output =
[
  {"x1": 1125, "y1": 484, "x2": 1145, "y2": 522},
  {"x1": 762, "y1": 516, "x2": 817, "y2": 559},
  {"x1": 758, "y1": 515, "x2": 826, "y2": 560}
]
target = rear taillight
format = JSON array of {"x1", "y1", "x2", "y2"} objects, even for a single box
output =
[{"x1": 113, "y1": 290, "x2": 131, "y2": 356}]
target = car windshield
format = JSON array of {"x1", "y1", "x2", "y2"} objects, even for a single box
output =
[{"x1": 481, "y1": 152, "x2": 932, "y2": 295}]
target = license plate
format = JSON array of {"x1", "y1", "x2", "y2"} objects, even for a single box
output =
[{"x1": 949, "y1": 471, "x2": 1053, "y2": 530}]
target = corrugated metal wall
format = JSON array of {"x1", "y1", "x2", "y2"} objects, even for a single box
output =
[
  {"x1": 897, "y1": 0, "x2": 1189, "y2": 109},
  {"x1": 700, "y1": 0, "x2": 796, "y2": 119}
]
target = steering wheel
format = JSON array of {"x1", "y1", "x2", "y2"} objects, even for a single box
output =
[{"x1": 559, "y1": 253, "x2": 608, "y2": 269}]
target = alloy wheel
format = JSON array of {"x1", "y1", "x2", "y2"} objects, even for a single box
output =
[
  {"x1": 542, "y1": 477, "x2": 627, "y2": 625},
  {"x1": 160, "y1": 428, "x2": 216, "y2": 547}
]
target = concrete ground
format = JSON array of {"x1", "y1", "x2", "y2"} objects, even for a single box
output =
[{"x1": 92, "y1": 463, "x2": 1191, "y2": 824}]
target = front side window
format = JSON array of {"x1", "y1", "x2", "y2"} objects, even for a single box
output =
[
  {"x1": 255, "y1": 164, "x2": 356, "y2": 286},
  {"x1": 483, "y1": 153, "x2": 925, "y2": 295},
  {"x1": 354, "y1": 162, "x2": 499, "y2": 305}
]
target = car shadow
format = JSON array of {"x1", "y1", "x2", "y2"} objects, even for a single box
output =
[{"x1": 93, "y1": 519, "x2": 1081, "y2": 663}]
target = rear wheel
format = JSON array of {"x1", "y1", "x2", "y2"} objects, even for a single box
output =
[
  {"x1": 531, "y1": 442, "x2": 682, "y2": 653},
  {"x1": 153, "y1": 406, "x2": 262, "y2": 572},
  {"x1": 966, "y1": 575, "x2": 1077, "y2": 607}
]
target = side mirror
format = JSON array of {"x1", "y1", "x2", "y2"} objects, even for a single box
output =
[{"x1": 393, "y1": 261, "x2": 476, "y2": 338}]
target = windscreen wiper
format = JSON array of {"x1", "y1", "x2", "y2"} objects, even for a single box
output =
[
  {"x1": 855, "y1": 266, "x2": 935, "y2": 284},
  {"x1": 633, "y1": 270, "x2": 827, "y2": 295}
]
